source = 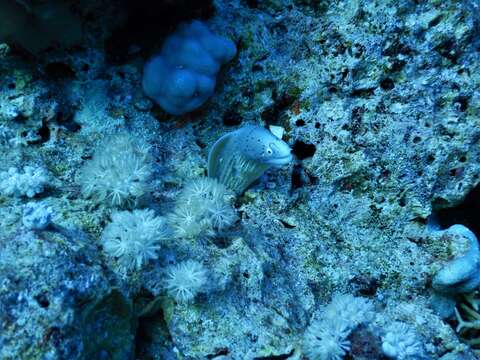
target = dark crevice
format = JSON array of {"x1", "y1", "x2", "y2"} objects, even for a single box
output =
[
  {"x1": 44, "y1": 62, "x2": 76, "y2": 79},
  {"x1": 195, "y1": 139, "x2": 207, "y2": 149},
  {"x1": 211, "y1": 235, "x2": 233, "y2": 249},
  {"x1": 59, "y1": 113, "x2": 81, "y2": 132},
  {"x1": 34, "y1": 293, "x2": 50, "y2": 308},
  {"x1": 291, "y1": 164, "x2": 307, "y2": 190},
  {"x1": 350, "y1": 87, "x2": 376, "y2": 97},
  {"x1": 292, "y1": 140, "x2": 316, "y2": 160},
  {"x1": 206, "y1": 348, "x2": 229, "y2": 359},
  {"x1": 291, "y1": 164, "x2": 321, "y2": 192},
  {"x1": 253, "y1": 348, "x2": 295, "y2": 359},
  {"x1": 379, "y1": 77, "x2": 394, "y2": 91},
  {"x1": 105, "y1": 0, "x2": 215, "y2": 64},
  {"x1": 433, "y1": 183, "x2": 480, "y2": 238},
  {"x1": 454, "y1": 95, "x2": 469, "y2": 112},
  {"x1": 428, "y1": 14, "x2": 444, "y2": 28},
  {"x1": 434, "y1": 38, "x2": 460, "y2": 63},
  {"x1": 222, "y1": 109, "x2": 243, "y2": 126},
  {"x1": 260, "y1": 89, "x2": 299, "y2": 126},
  {"x1": 346, "y1": 325, "x2": 385, "y2": 359},
  {"x1": 350, "y1": 275, "x2": 381, "y2": 297},
  {"x1": 34, "y1": 120, "x2": 51, "y2": 144},
  {"x1": 279, "y1": 219, "x2": 296, "y2": 229},
  {"x1": 134, "y1": 291, "x2": 174, "y2": 359}
]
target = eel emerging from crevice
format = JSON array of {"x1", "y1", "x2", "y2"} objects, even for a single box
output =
[{"x1": 208, "y1": 125, "x2": 292, "y2": 194}]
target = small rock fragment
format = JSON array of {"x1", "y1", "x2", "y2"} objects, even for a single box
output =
[{"x1": 22, "y1": 202, "x2": 54, "y2": 230}]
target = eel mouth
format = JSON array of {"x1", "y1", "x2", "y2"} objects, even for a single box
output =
[{"x1": 266, "y1": 153, "x2": 293, "y2": 166}]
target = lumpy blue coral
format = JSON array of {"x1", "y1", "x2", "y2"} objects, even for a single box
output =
[{"x1": 142, "y1": 20, "x2": 236, "y2": 115}]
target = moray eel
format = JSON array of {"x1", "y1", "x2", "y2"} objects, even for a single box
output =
[{"x1": 208, "y1": 125, "x2": 292, "y2": 194}]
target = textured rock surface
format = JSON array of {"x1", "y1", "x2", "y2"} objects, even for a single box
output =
[{"x1": 0, "y1": 0, "x2": 479, "y2": 359}]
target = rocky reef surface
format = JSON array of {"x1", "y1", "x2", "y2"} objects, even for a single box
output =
[{"x1": 1, "y1": 0, "x2": 480, "y2": 359}]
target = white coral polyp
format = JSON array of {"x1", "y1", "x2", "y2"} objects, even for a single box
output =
[
  {"x1": 101, "y1": 209, "x2": 169, "y2": 272},
  {"x1": 168, "y1": 206, "x2": 203, "y2": 238},
  {"x1": 302, "y1": 294, "x2": 375, "y2": 360},
  {"x1": 77, "y1": 134, "x2": 153, "y2": 207},
  {"x1": 164, "y1": 260, "x2": 207, "y2": 302},
  {"x1": 178, "y1": 177, "x2": 228, "y2": 205},
  {"x1": 303, "y1": 319, "x2": 351, "y2": 360},
  {"x1": 323, "y1": 294, "x2": 375, "y2": 330},
  {"x1": 207, "y1": 202, "x2": 237, "y2": 231},
  {"x1": 382, "y1": 322, "x2": 423, "y2": 359},
  {"x1": 168, "y1": 177, "x2": 236, "y2": 238}
]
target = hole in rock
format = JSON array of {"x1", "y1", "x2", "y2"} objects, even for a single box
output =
[
  {"x1": 33, "y1": 120, "x2": 50, "y2": 144},
  {"x1": 380, "y1": 77, "x2": 395, "y2": 91},
  {"x1": 211, "y1": 235, "x2": 233, "y2": 249},
  {"x1": 292, "y1": 140, "x2": 316, "y2": 160},
  {"x1": 222, "y1": 110, "x2": 242, "y2": 126},
  {"x1": 261, "y1": 90, "x2": 298, "y2": 126},
  {"x1": 454, "y1": 95, "x2": 469, "y2": 112},
  {"x1": 34, "y1": 293, "x2": 50, "y2": 308},
  {"x1": 134, "y1": 290, "x2": 173, "y2": 359},
  {"x1": 433, "y1": 183, "x2": 480, "y2": 238}
]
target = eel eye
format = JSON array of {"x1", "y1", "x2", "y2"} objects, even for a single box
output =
[{"x1": 266, "y1": 147, "x2": 273, "y2": 155}]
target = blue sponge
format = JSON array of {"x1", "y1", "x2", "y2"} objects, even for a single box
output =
[{"x1": 142, "y1": 21, "x2": 236, "y2": 115}]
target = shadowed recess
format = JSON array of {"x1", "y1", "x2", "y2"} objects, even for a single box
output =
[
  {"x1": 105, "y1": 0, "x2": 215, "y2": 64},
  {"x1": 434, "y1": 183, "x2": 480, "y2": 238}
]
